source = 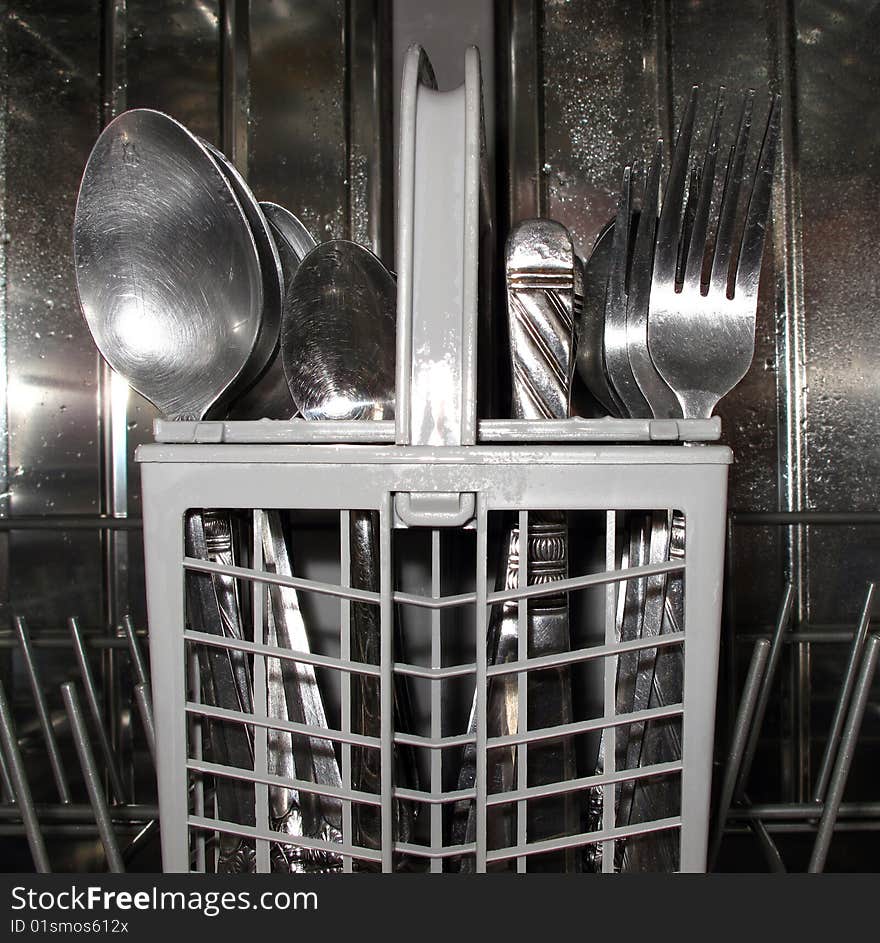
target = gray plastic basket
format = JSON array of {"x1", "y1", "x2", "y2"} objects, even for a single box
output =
[
  {"x1": 136, "y1": 45, "x2": 731, "y2": 873},
  {"x1": 139, "y1": 424, "x2": 730, "y2": 873}
]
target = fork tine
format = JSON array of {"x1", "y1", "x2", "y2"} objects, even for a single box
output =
[
  {"x1": 654, "y1": 86, "x2": 697, "y2": 287},
  {"x1": 631, "y1": 140, "x2": 662, "y2": 298},
  {"x1": 676, "y1": 165, "x2": 702, "y2": 287},
  {"x1": 711, "y1": 92, "x2": 754, "y2": 294},
  {"x1": 683, "y1": 88, "x2": 725, "y2": 290},
  {"x1": 735, "y1": 95, "x2": 781, "y2": 299},
  {"x1": 606, "y1": 164, "x2": 633, "y2": 312}
]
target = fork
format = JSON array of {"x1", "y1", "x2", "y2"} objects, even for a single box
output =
[
  {"x1": 629, "y1": 89, "x2": 779, "y2": 869},
  {"x1": 590, "y1": 87, "x2": 780, "y2": 870},
  {"x1": 647, "y1": 92, "x2": 781, "y2": 419}
]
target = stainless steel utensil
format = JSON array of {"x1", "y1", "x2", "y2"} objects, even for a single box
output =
[
  {"x1": 584, "y1": 88, "x2": 780, "y2": 871},
  {"x1": 574, "y1": 222, "x2": 621, "y2": 417},
  {"x1": 202, "y1": 143, "x2": 284, "y2": 395},
  {"x1": 598, "y1": 151, "x2": 681, "y2": 867},
  {"x1": 74, "y1": 109, "x2": 267, "y2": 871},
  {"x1": 603, "y1": 165, "x2": 652, "y2": 419},
  {"x1": 74, "y1": 113, "x2": 320, "y2": 871},
  {"x1": 612, "y1": 95, "x2": 704, "y2": 866},
  {"x1": 262, "y1": 510, "x2": 344, "y2": 872},
  {"x1": 453, "y1": 219, "x2": 578, "y2": 871},
  {"x1": 504, "y1": 219, "x2": 579, "y2": 871},
  {"x1": 281, "y1": 240, "x2": 396, "y2": 421},
  {"x1": 647, "y1": 92, "x2": 780, "y2": 420},
  {"x1": 586, "y1": 167, "x2": 663, "y2": 865},
  {"x1": 630, "y1": 91, "x2": 779, "y2": 869},
  {"x1": 281, "y1": 240, "x2": 417, "y2": 855},
  {"x1": 73, "y1": 109, "x2": 265, "y2": 422},
  {"x1": 625, "y1": 142, "x2": 681, "y2": 420},
  {"x1": 183, "y1": 511, "x2": 256, "y2": 872},
  {"x1": 262, "y1": 202, "x2": 319, "y2": 261},
  {"x1": 226, "y1": 202, "x2": 315, "y2": 421}
]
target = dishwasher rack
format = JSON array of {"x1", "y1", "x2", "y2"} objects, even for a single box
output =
[
  {"x1": 0, "y1": 615, "x2": 157, "y2": 872},
  {"x1": 138, "y1": 424, "x2": 730, "y2": 872}
]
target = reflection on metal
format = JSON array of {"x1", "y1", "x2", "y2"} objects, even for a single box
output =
[
  {"x1": 496, "y1": 0, "x2": 542, "y2": 227},
  {"x1": 0, "y1": 1, "x2": 8, "y2": 655},
  {"x1": 770, "y1": 0, "x2": 810, "y2": 801},
  {"x1": 221, "y1": 0, "x2": 249, "y2": 175},
  {"x1": 347, "y1": 0, "x2": 393, "y2": 260}
]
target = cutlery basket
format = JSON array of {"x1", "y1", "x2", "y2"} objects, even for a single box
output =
[{"x1": 138, "y1": 416, "x2": 730, "y2": 872}]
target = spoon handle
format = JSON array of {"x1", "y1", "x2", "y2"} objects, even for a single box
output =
[
  {"x1": 262, "y1": 510, "x2": 345, "y2": 872},
  {"x1": 184, "y1": 511, "x2": 256, "y2": 872},
  {"x1": 349, "y1": 510, "x2": 418, "y2": 860}
]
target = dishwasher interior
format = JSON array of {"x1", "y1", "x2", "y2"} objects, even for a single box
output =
[{"x1": 0, "y1": 0, "x2": 878, "y2": 873}]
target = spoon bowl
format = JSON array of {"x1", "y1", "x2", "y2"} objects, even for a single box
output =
[
  {"x1": 73, "y1": 108, "x2": 264, "y2": 420},
  {"x1": 281, "y1": 240, "x2": 396, "y2": 420},
  {"x1": 225, "y1": 203, "x2": 317, "y2": 421},
  {"x1": 203, "y1": 143, "x2": 284, "y2": 390},
  {"x1": 262, "y1": 202, "x2": 319, "y2": 262}
]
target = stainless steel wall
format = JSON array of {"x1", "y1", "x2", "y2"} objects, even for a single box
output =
[{"x1": 0, "y1": 0, "x2": 876, "y2": 813}]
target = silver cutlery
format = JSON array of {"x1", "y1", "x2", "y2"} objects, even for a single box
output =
[
  {"x1": 262, "y1": 510, "x2": 344, "y2": 872},
  {"x1": 504, "y1": 219, "x2": 579, "y2": 871},
  {"x1": 202, "y1": 141, "x2": 284, "y2": 399},
  {"x1": 579, "y1": 86, "x2": 780, "y2": 870},
  {"x1": 647, "y1": 93, "x2": 780, "y2": 421},
  {"x1": 629, "y1": 90, "x2": 778, "y2": 870},
  {"x1": 574, "y1": 222, "x2": 621, "y2": 417},
  {"x1": 74, "y1": 110, "x2": 272, "y2": 871},
  {"x1": 453, "y1": 219, "x2": 578, "y2": 871},
  {"x1": 73, "y1": 109, "x2": 267, "y2": 422},
  {"x1": 281, "y1": 239, "x2": 419, "y2": 856},
  {"x1": 74, "y1": 110, "x2": 336, "y2": 871},
  {"x1": 182, "y1": 512, "x2": 257, "y2": 871}
]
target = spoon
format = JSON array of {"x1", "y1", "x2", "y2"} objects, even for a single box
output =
[
  {"x1": 281, "y1": 240, "x2": 396, "y2": 421},
  {"x1": 262, "y1": 201, "x2": 319, "y2": 261},
  {"x1": 241, "y1": 206, "x2": 345, "y2": 870},
  {"x1": 225, "y1": 203, "x2": 318, "y2": 421},
  {"x1": 74, "y1": 109, "x2": 267, "y2": 871},
  {"x1": 73, "y1": 108, "x2": 264, "y2": 421},
  {"x1": 282, "y1": 240, "x2": 418, "y2": 856},
  {"x1": 202, "y1": 143, "x2": 283, "y2": 393}
]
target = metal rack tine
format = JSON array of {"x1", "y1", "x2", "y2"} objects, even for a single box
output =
[
  {"x1": 67, "y1": 616, "x2": 127, "y2": 804},
  {"x1": 812, "y1": 582, "x2": 875, "y2": 803},
  {"x1": 0, "y1": 731, "x2": 16, "y2": 803},
  {"x1": 808, "y1": 633, "x2": 880, "y2": 873},
  {"x1": 133, "y1": 683, "x2": 157, "y2": 762},
  {"x1": 710, "y1": 637, "x2": 770, "y2": 869},
  {"x1": 0, "y1": 678, "x2": 52, "y2": 872},
  {"x1": 123, "y1": 818, "x2": 160, "y2": 867},
  {"x1": 14, "y1": 616, "x2": 72, "y2": 804},
  {"x1": 121, "y1": 614, "x2": 150, "y2": 688},
  {"x1": 60, "y1": 682, "x2": 125, "y2": 873},
  {"x1": 733, "y1": 581, "x2": 795, "y2": 800},
  {"x1": 747, "y1": 812, "x2": 786, "y2": 873}
]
